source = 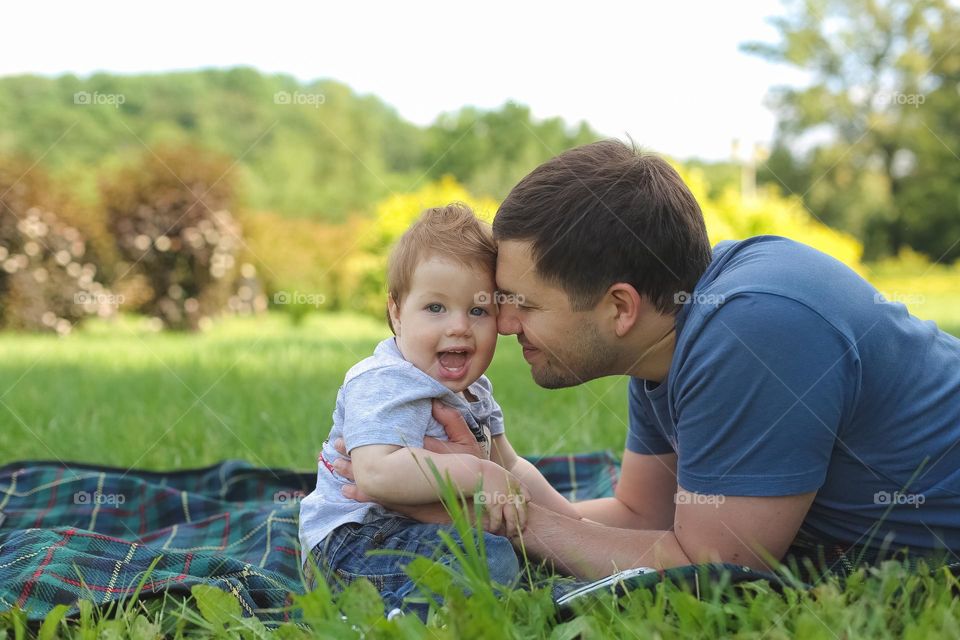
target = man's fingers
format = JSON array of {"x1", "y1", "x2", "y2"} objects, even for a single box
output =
[
  {"x1": 516, "y1": 498, "x2": 528, "y2": 533},
  {"x1": 505, "y1": 494, "x2": 528, "y2": 538},
  {"x1": 340, "y1": 484, "x2": 373, "y2": 503},
  {"x1": 431, "y1": 400, "x2": 474, "y2": 443},
  {"x1": 505, "y1": 503, "x2": 522, "y2": 539},
  {"x1": 422, "y1": 435, "x2": 453, "y2": 455},
  {"x1": 425, "y1": 401, "x2": 485, "y2": 458},
  {"x1": 332, "y1": 458, "x2": 355, "y2": 481},
  {"x1": 502, "y1": 503, "x2": 516, "y2": 538},
  {"x1": 334, "y1": 438, "x2": 347, "y2": 456},
  {"x1": 482, "y1": 501, "x2": 503, "y2": 536}
]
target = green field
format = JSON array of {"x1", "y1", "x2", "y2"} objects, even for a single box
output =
[
  {"x1": 0, "y1": 313, "x2": 629, "y2": 470},
  {"x1": 2, "y1": 305, "x2": 959, "y2": 638}
]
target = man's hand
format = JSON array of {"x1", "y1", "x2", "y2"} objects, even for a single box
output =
[
  {"x1": 328, "y1": 439, "x2": 371, "y2": 502},
  {"x1": 424, "y1": 399, "x2": 485, "y2": 458}
]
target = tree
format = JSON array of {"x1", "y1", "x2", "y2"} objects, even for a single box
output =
[
  {"x1": 743, "y1": 0, "x2": 960, "y2": 261},
  {"x1": 424, "y1": 102, "x2": 597, "y2": 199}
]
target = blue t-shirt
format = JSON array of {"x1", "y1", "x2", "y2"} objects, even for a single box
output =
[{"x1": 628, "y1": 235, "x2": 960, "y2": 552}]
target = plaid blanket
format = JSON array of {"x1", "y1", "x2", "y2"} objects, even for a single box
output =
[{"x1": 0, "y1": 452, "x2": 619, "y2": 621}]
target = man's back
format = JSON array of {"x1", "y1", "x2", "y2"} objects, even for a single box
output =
[{"x1": 630, "y1": 235, "x2": 960, "y2": 552}]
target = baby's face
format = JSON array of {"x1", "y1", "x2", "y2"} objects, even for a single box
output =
[{"x1": 389, "y1": 256, "x2": 498, "y2": 393}]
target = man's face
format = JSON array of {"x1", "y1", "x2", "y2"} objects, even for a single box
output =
[{"x1": 495, "y1": 240, "x2": 618, "y2": 388}]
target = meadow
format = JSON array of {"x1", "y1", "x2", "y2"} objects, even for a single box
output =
[{"x1": 0, "y1": 313, "x2": 630, "y2": 471}]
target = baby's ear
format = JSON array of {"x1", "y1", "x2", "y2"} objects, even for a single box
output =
[{"x1": 387, "y1": 295, "x2": 401, "y2": 335}]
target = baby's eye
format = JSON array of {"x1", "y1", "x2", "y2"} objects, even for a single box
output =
[
  {"x1": 426, "y1": 303, "x2": 444, "y2": 313},
  {"x1": 469, "y1": 307, "x2": 488, "y2": 317}
]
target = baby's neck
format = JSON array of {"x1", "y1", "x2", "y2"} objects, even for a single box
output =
[{"x1": 460, "y1": 387, "x2": 479, "y2": 403}]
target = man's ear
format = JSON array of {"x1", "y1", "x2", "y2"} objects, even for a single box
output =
[
  {"x1": 387, "y1": 294, "x2": 401, "y2": 336},
  {"x1": 606, "y1": 283, "x2": 643, "y2": 337}
]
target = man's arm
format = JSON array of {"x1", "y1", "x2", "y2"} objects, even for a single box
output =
[
  {"x1": 574, "y1": 450, "x2": 678, "y2": 530},
  {"x1": 515, "y1": 489, "x2": 816, "y2": 580}
]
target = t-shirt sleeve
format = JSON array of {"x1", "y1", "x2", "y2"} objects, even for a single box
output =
[
  {"x1": 487, "y1": 397, "x2": 505, "y2": 437},
  {"x1": 474, "y1": 376, "x2": 505, "y2": 436},
  {"x1": 673, "y1": 293, "x2": 857, "y2": 496},
  {"x1": 340, "y1": 364, "x2": 439, "y2": 453},
  {"x1": 626, "y1": 377, "x2": 675, "y2": 454}
]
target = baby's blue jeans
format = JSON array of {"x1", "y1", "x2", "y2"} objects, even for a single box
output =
[{"x1": 310, "y1": 513, "x2": 521, "y2": 620}]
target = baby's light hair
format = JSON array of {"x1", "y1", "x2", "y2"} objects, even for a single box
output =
[{"x1": 386, "y1": 202, "x2": 496, "y2": 334}]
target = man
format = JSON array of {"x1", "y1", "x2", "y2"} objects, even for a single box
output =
[{"x1": 337, "y1": 139, "x2": 960, "y2": 580}]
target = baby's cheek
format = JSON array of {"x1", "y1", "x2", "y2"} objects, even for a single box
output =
[
  {"x1": 478, "y1": 331, "x2": 496, "y2": 352},
  {"x1": 477, "y1": 342, "x2": 498, "y2": 368}
]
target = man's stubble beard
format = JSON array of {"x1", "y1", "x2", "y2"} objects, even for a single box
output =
[{"x1": 530, "y1": 322, "x2": 619, "y2": 389}]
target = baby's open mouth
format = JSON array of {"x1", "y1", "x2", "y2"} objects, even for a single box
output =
[{"x1": 437, "y1": 348, "x2": 472, "y2": 380}]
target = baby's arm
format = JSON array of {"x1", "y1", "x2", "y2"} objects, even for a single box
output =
[
  {"x1": 350, "y1": 443, "x2": 522, "y2": 506},
  {"x1": 490, "y1": 434, "x2": 583, "y2": 520}
]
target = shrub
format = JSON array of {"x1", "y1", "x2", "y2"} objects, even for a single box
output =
[
  {"x1": 241, "y1": 211, "x2": 360, "y2": 318},
  {"x1": 101, "y1": 146, "x2": 257, "y2": 330},
  {"x1": 0, "y1": 160, "x2": 116, "y2": 334},
  {"x1": 337, "y1": 172, "x2": 868, "y2": 319},
  {"x1": 342, "y1": 176, "x2": 499, "y2": 316},
  {"x1": 677, "y1": 164, "x2": 867, "y2": 274}
]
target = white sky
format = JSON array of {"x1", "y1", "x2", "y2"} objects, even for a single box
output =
[{"x1": 2, "y1": 0, "x2": 807, "y2": 160}]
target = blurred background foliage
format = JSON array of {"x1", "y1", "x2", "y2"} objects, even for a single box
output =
[
  {"x1": 0, "y1": 69, "x2": 594, "y2": 221},
  {"x1": 743, "y1": 0, "x2": 960, "y2": 262},
  {"x1": 0, "y1": 0, "x2": 957, "y2": 334}
]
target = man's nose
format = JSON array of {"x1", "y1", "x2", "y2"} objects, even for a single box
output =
[{"x1": 497, "y1": 304, "x2": 520, "y2": 335}]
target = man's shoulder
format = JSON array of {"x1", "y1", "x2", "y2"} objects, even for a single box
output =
[
  {"x1": 677, "y1": 238, "x2": 865, "y2": 371},
  {"x1": 695, "y1": 236, "x2": 874, "y2": 330},
  {"x1": 707, "y1": 236, "x2": 858, "y2": 292}
]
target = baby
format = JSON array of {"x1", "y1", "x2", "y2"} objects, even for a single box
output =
[{"x1": 298, "y1": 203, "x2": 581, "y2": 617}]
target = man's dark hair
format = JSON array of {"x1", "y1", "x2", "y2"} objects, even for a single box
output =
[{"x1": 493, "y1": 139, "x2": 712, "y2": 314}]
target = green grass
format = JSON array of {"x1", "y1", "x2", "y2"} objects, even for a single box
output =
[
  {"x1": 0, "y1": 313, "x2": 628, "y2": 470},
  {"x1": 2, "y1": 306, "x2": 959, "y2": 638}
]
